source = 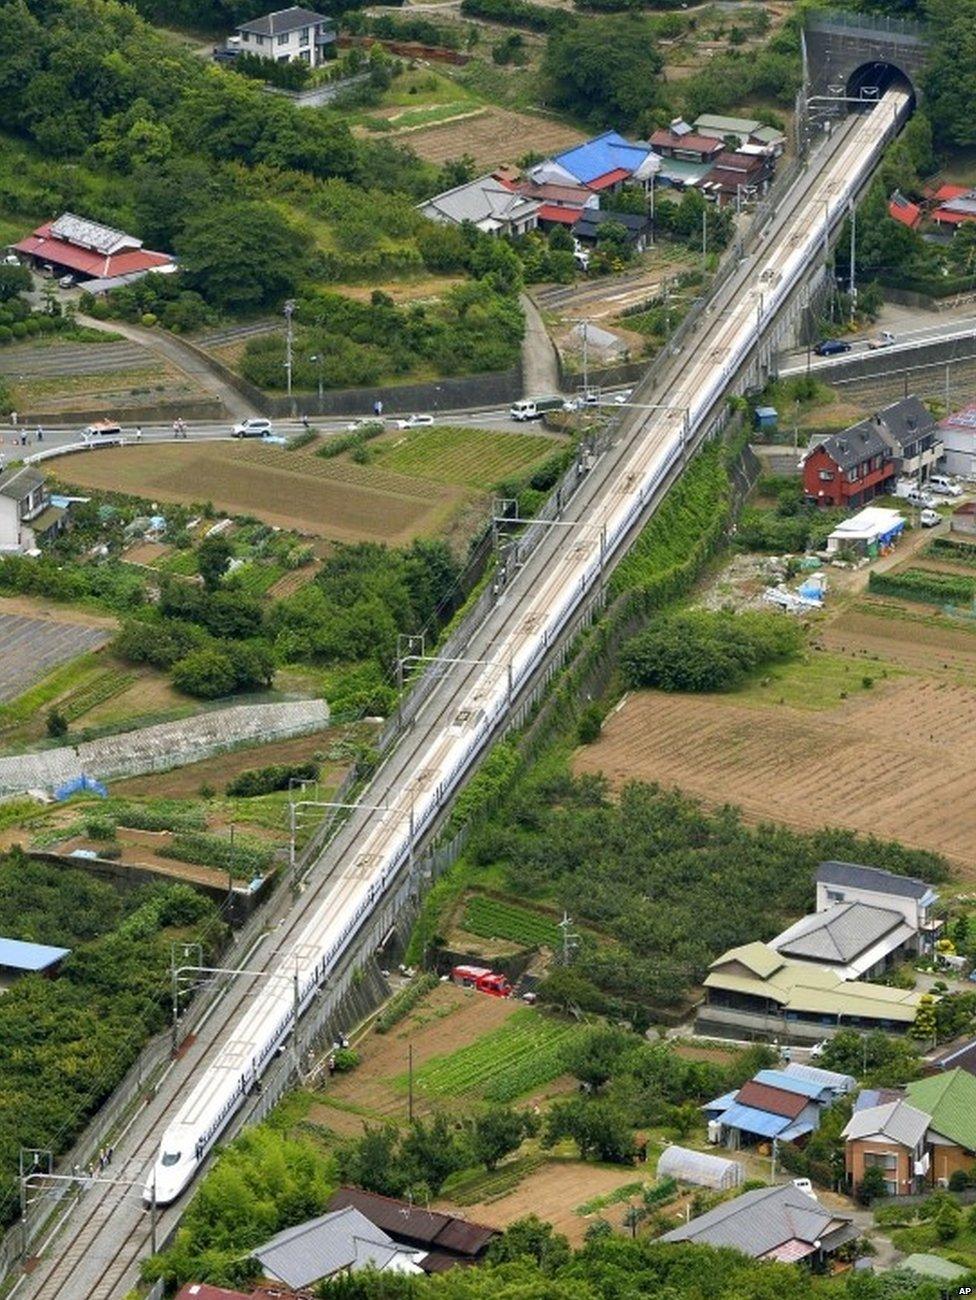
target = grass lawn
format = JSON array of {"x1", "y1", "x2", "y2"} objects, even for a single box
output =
[{"x1": 731, "y1": 649, "x2": 904, "y2": 710}]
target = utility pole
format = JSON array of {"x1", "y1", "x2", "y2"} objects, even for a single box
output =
[
  {"x1": 648, "y1": 177, "x2": 655, "y2": 248},
  {"x1": 702, "y1": 206, "x2": 708, "y2": 272},
  {"x1": 581, "y1": 318, "x2": 589, "y2": 399},
  {"x1": 284, "y1": 299, "x2": 296, "y2": 400},
  {"x1": 310, "y1": 353, "x2": 324, "y2": 406}
]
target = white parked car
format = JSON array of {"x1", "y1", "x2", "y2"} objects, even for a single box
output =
[
  {"x1": 613, "y1": 389, "x2": 633, "y2": 405},
  {"x1": 929, "y1": 475, "x2": 962, "y2": 497},
  {"x1": 904, "y1": 488, "x2": 937, "y2": 510},
  {"x1": 395, "y1": 413, "x2": 434, "y2": 430},
  {"x1": 232, "y1": 418, "x2": 273, "y2": 438},
  {"x1": 919, "y1": 508, "x2": 941, "y2": 528}
]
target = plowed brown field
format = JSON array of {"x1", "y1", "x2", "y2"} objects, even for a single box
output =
[
  {"x1": 401, "y1": 106, "x2": 586, "y2": 168},
  {"x1": 575, "y1": 676, "x2": 976, "y2": 871}
]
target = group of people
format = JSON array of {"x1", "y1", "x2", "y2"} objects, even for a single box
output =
[
  {"x1": 172, "y1": 418, "x2": 188, "y2": 438},
  {"x1": 71, "y1": 1146, "x2": 115, "y2": 1183},
  {"x1": 1, "y1": 423, "x2": 43, "y2": 447}
]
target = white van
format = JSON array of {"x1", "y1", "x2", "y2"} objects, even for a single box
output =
[{"x1": 929, "y1": 474, "x2": 962, "y2": 497}]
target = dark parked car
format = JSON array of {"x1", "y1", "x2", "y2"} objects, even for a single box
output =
[{"x1": 814, "y1": 339, "x2": 852, "y2": 357}]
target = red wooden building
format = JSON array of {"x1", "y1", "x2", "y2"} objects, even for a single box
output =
[{"x1": 802, "y1": 398, "x2": 941, "y2": 509}]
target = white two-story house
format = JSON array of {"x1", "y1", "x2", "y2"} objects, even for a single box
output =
[
  {"x1": 234, "y1": 7, "x2": 336, "y2": 67},
  {"x1": 0, "y1": 467, "x2": 62, "y2": 552},
  {"x1": 816, "y1": 861, "x2": 942, "y2": 954}
]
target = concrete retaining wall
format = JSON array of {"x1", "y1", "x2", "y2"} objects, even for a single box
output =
[{"x1": 0, "y1": 699, "x2": 329, "y2": 795}]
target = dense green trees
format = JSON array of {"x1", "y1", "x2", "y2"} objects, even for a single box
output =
[
  {"x1": 621, "y1": 610, "x2": 803, "y2": 693},
  {"x1": 176, "y1": 201, "x2": 313, "y2": 311},
  {"x1": 469, "y1": 776, "x2": 948, "y2": 1010},
  {"x1": 925, "y1": 0, "x2": 976, "y2": 148},
  {"x1": 542, "y1": 15, "x2": 665, "y2": 126},
  {"x1": 0, "y1": 874, "x2": 219, "y2": 1230}
]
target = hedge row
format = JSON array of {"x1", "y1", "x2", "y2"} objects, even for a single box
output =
[
  {"x1": 374, "y1": 972, "x2": 439, "y2": 1033},
  {"x1": 868, "y1": 568, "x2": 976, "y2": 605},
  {"x1": 159, "y1": 831, "x2": 276, "y2": 878}
]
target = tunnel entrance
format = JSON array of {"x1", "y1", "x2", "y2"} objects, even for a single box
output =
[{"x1": 845, "y1": 61, "x2": 915, "y2": 110}]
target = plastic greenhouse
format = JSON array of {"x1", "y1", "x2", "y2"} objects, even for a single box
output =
[{"x1": 657, "y1": 1145, "x2": 743, "y2": 1191}]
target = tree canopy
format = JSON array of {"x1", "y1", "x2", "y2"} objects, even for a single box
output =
[{"x1": 541, "y1": 16, "x2": 664, "y2": 126}]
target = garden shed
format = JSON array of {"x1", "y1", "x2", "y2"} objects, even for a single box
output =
[{"x1": 657, "y1": 1145, "x2": 743, "y2": 1190}]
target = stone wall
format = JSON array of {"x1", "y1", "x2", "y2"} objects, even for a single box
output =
[{"x1": 0, "y1": 699, "x2": 329, "y2": 796}]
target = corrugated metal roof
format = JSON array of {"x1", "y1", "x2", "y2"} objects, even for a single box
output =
[
  {"x1": 0, "y1": 937, "x2": 69, "y2": 972},
  {"x1": 907, "y1": 1068, "x2": 976, "y2": 1152},
  {"x1": 551, "y1": 131, "x2": 653, "y2": 185},
  {"x1": 736, "y1": 1080, "x2": 808, "y2": 1119},
  {"x1": 720, "y1": 1102, "x2": 792, "y2": 1138},
  {"x1": 326, "y1": 1188, "x2": 496, "y2": 1255},
  {"x1": 782, "y1": 1062, "x2": 856, "y2": 1093},
  {"x1": 753, "y1": 1069, "x2": 828, "y2": 1099}
]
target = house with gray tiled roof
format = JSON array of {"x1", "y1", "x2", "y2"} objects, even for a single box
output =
[
  {"x1": 661, "y1": 1183, "x2": 857, "y2": 1264},
  {"x1": 418, "y1": 175, "x2": 540, "y2": 237}
]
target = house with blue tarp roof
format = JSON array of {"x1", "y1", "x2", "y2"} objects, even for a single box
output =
[{"x1": 529, "y1": 131, "x2": 659, "y2": 193}]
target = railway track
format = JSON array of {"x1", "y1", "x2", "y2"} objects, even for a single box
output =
[{"x1": 14, "y1": 101, "x2": 899, "y2": 1300}]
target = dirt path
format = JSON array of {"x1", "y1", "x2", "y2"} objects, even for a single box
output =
[
  {"x1": 77, "y1": 314, "x2": 256, "y2": 421},
  {"x1": 520, "y1": 292, "x2": 560, "y2": 397}
]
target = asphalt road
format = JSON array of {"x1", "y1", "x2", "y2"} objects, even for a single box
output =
[{"x1": 777, "y1": 312, "x2": 976, "y2": 376}]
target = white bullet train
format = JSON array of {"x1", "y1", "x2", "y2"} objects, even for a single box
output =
[{"x1": 147, "y1": 88, "x2": 909, "y2": 1207}]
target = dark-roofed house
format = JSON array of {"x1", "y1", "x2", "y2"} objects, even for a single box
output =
[
  {"x1": 661, "y1": 1183, "x2": 857, "y2": 1264},
  {"x1": 649, "y1": 124, "x2": 723, "y2": 165},
  {"x1": 0, "y1": 937, "x2": 70, "y2": 988},
  {"x1": 326, "y1": 1188, "x2": 498, "y2": 1271},
  {"x1": 928, "y1": 1037, "x2": 976, "y2": 1080},
  {"x1": 718, "y1": 1079, "x2": 819, "y2": 1149},
  {"x1": 232, "y1": 7, "x2": 336, "y2": 66},
  {"x1": 801, "y1": 398, "x2": 942, "y2": 508},
  {"x1": 816, "y1": 862, "x2": 942, "y2": 951},
  {"x1": 571, "y1": 208, "x2": 651, "y2": 251},
  {"x1": 700, "y1": 149, "x2": 770, "y2": 206},
  {"x1": 253, "y1": 1205, "x2": 426, "y2": 1289}
]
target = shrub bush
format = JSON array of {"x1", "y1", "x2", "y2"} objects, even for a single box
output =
[
  {"x1": 621, "y1": 610, "x2": 803, "y2": 693},
  {"x1": 226, "y1": 762, "x2": 319, "y2": 798},
  {"x1": 869, "y1": 568, "x2": 976, "y2": 605}
]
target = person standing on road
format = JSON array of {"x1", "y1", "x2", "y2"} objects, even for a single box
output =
[
  {"x1": 173, "y1": 419, "x2": 179, "y2": 439},
  {"x1": 135, "y1": 426, "x2": 142, "y2": 442},
  {"x1": 35, "y1": 425, "x2": 42, "y2": 442}
]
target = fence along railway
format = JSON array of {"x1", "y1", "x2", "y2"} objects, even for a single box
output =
[{"x1": 8, "y1": 86, "x2": 911, "y2": 1299}]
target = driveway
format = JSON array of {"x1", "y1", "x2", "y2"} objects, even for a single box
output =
[{"x1": 520, "y1": 292, "x2": 560, "y2": 397}]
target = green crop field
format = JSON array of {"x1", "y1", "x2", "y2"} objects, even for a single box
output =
[
  {"x1": 402, "y1": 1008, "x2": 579, "y2": 1102},
  {"x1": 374, "y1": 426, "x2": 558, "y2": 491},
  {"x1": 462, "y1": 894, "x2": 561, "y2": 948},
  {"x1": 59, "y1": 667, "x2": 137, "y2": 722}
]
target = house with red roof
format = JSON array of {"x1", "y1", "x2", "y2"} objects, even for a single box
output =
[
  {"x1": 931, "y1": 187, "x2": 976, "y2": 229},
  {"x1": 12, "y1": 213, "x2": 176, "y2": 291},
  {"x1": 888, "y1": 190, "x2": 921, "y2": 229}
]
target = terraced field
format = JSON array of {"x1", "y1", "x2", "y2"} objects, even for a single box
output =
[
  {"x1": 374, "y1": 426, "x2": 560, "y2": 490},
  {"x1": 404, "y1": 1008, "x2": 580, "y2": 1102},
  {"x1": 461, "y1": 894, "x2": 561, "y2": 948}
]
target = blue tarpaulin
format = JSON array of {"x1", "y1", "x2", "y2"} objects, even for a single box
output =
[{"x1": 53, "y1": 774, "x2": 108, "y2": 801}]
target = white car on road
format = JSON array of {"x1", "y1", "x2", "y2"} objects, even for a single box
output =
[
  {"x1": 232, "y1": 418, "x2": 273, "y2": 438},
  {"x1": 395, "y1": 413, "x2": 434, "y2": 430}
]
